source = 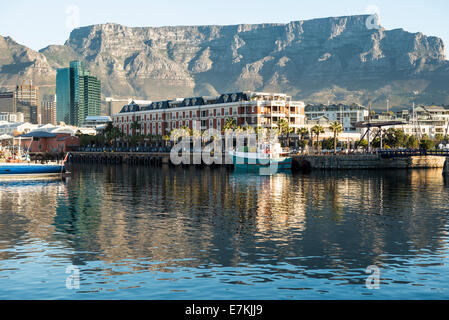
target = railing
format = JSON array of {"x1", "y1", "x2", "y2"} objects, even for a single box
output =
[
  {"x1": 77, "y1": 147, "x2": 172, "y2": 153},
  {"x1": 378, "y1": 149, "x2": 449, "y2": 158}
]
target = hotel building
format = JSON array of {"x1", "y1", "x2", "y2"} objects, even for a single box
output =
[{"x1": 112, "y1": 92, "x2": 305, "y2": 136}]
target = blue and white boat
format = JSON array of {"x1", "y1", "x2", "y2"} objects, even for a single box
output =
[
  {"x1": 0, "y1": 150, "x2": 69, "y2": 181},
  {"x1": 0, "y1": 162, "x2": 67, "y2": 181},
  {"x1": 229, "y1": 141, "x2": 292, "y2": 174}
]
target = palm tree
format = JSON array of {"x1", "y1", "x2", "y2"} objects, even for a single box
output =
[
  {"x1": 311, "y1": 125, "x2": 325, "y2": 152},
  {"x1": 224, "y1": 118, "x2": 237, "y2": 131},
  {"x1": 130, "y1": 121, "x2": 140, "y2": 136},
  {"x1": 162, "y1": 134, "x2": 171, "y2": 147},
  {"x1": 329, "y1": 121, "x2": 343, "y2": 154},
  {"x1": 297, "y1": 127, "x2": 309, "y2": 150},
  {"x1": 180, "y1": 125, "x2": 192, "y2": 136},
  {"x1": 277, "y1": 118, "x2": 293, "y2": 147},
  {"x1": 297, "y1": 127, "x2": 309, "y2": 140}
]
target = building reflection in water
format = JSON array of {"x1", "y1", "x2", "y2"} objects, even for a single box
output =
[
  {"x1": 0, "y1": 181, "x2": 67, "y2": 261},
  {"x1": 1, "y1": 165, "x2": 449, "y2": 286}
]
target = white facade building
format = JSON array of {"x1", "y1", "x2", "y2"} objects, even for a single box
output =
[{"x1": 305, "y1": 103, "x2": 369, "y2": 133}]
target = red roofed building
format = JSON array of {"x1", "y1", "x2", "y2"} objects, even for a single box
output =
[{"x1": 20, "y1": 132, "x2": 80, "y2": 153}]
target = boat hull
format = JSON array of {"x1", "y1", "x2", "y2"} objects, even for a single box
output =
[
  {"x1": 0, "y1": 163, "x2": 66, "y2": 177},
  {"x1": 230, "y1": 153, "x2": 292, "y2": 173}
]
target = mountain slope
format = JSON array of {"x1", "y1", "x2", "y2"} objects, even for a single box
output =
[{"x1": 1, "y1": 15, "x2": 449, "y2": 109}]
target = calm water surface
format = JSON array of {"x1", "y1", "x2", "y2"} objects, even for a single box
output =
[{"x1": 0, "y1": 164, "x2": 449, "y2": 299}]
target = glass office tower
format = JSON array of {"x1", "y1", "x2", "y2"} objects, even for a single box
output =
[
  {"x1": 56, "y1": 68, "x2": 71, "y2": 124},
  {"x1": 56, "y1": 61, "x2": 101, "y2": 127}
]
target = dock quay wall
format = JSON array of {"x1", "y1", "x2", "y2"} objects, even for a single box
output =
[
  {"x1": 292, "y1": 155, "x2": 446, "y2": 171},
  {"x1": 67, "y1": 152, "x2": 446, "y2": 172},
  {"x1": 68, "y1": 152, "x2": 233, "y2": 167}
]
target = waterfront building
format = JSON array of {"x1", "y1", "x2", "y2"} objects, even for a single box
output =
[
  {"x1": 19, "y1": 131, "x2": 80, "y2": 153},
  {"x1": 41, "y1": 95, "x2": 57, "y2": 125},
  {"x1": 15, "y1": 81, "x2": 40, "y2": 124},
  {"x1": 366, "y1": 105, "x2": 449, "y2": 139},
  {"x1": 305, "y1": 103, "x2": 369, "y2": 133},
  {"x1": 407, "y1": 105, "x2": 449, "y2": 137},
  {"x1": 112, "y1": 92, "x2": 305, "y2": 136},
  {"x1": 56, "y1": 61, "x2": 101, "y2": 127}
]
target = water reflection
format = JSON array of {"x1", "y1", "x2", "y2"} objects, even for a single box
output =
[{"x1": 0, "y1": 164, "x2": 449, "y2": 299}]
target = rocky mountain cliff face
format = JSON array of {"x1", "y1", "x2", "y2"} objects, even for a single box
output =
[
  {"x1": 0, "y1": 36, "x2": 55, "y2": 88},
  {"x1": 1, "y1": 15, "x2": 449, "y2": 109}
]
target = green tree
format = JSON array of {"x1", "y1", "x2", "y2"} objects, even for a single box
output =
[
  {"x1": 434, "y1": 133, "x2": 444, "y2": 144},
  {"x1": 162, "y1": 134, "x2": 171, "y2": 147},
  {"x1": 329, "y1": 121, "x2": 343, "y2": 154},
  {"x1": 277, "y1": 118, "x2": 293, "y2": 147},
  {"x1": 297, "y1": 127, "x2": 309, "y2": 150},
  {"x1": 420, "y1": 138, "x2": 435, "y2": 151},
  {"x1": 358, "y1": 139, "x2": 369, "y2": 149},
  {"x1": 322, "y1": 138, "x2": 336, "y2": 151},
  {"x1": 406, "y1": 135, "x2": 419, "y2": 149},
  {"x1": 371, "y1": 137, "x2": 381, "y2": 149},
  {"x1": 384, "y1": 128, "x2": 407, "y2": 149},
  {"x1": 297, "y1": 127, "x2": 309, "y2": 140},
  {"x1": 311, "y1": 125, "x2": 325, "y2": 152}
]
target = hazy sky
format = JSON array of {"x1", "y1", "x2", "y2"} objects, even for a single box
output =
[{"x1": 1, "y1": 0, "x2": 448, "y2": 57}]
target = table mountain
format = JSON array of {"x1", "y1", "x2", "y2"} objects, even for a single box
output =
[{"x1": 1, "y1": 15, "x2": 448, "y2": 109}]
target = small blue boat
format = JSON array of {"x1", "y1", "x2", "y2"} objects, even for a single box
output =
[{"x1": 0, "y1": 163, "x2": 67, "y2": 181}]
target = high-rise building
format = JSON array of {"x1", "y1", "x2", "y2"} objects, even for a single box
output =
[
  {"x1": 41, "y1": 95, "x2": 57, "y2": 125},
  {"x1": 15, "y1": 81, "x2": 40, "y2": 124},
  {"x1": 0, "y1": 92, "x2": 16, "y2": 114},
  {"x1": 56, "y1": 61, "x2": 101, "y2": 127}
]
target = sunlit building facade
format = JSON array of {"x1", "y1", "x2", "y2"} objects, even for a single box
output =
[{"x1": 112, "y1": 92, "x2": 305, "y2": 136}]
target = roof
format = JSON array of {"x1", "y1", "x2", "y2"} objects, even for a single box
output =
[
  {"x1": 118, "y1": 91, "x2": 287, "y2": 114},
  {"x1": 85, "y1": 116, "x2": 112, "y2": 122},
  {"x1": 20, "y1": 131, "x2": 57, "y2": 138},
  {"x1": 57, "y1": 136, "x2": 73, "y2": 141}
]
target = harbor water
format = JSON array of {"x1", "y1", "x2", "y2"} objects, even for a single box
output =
[{"x1": 0, "y1": 164, "x2": 449, "y2": 299}]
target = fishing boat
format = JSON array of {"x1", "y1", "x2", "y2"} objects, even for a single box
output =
[{"x1": 229, "y1": 141, "x2": 292, "y2": 174}]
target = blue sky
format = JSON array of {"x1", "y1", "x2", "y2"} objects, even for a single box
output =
[{"x1": 0, "y1": 0, "x2": 448, "y2": 57}]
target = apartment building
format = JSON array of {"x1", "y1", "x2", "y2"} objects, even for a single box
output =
[{"x1": 305, "y1": 103, "x2": 369, "y2": 133}]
